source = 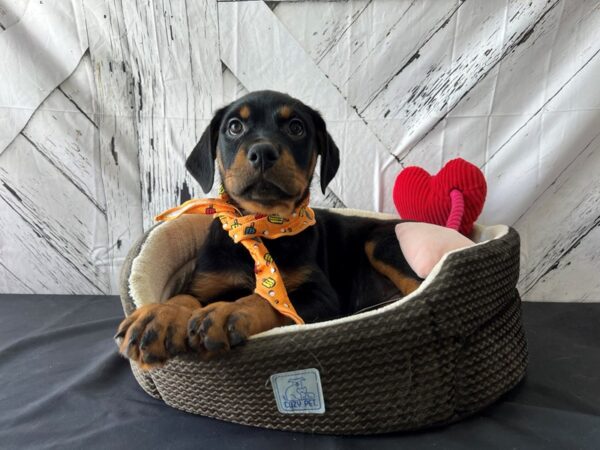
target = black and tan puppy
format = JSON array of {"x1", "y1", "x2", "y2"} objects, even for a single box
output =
[{"x1": 115, "y1": 90, "x2": 422, "y2": 369}]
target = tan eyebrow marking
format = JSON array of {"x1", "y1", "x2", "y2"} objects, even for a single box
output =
[
  {"x1": 278, "y1": 105, "x2": 293, "y2": 119},
  {"x1": 239, "y1": 105, "x2": 251, "y2": 119}
]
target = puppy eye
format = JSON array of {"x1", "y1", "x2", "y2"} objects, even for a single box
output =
[
  {"x1": 227, "y1": 118, "x2": 244, "y2": 136},
  {"x1": 287, "y1": 119, "x2": 305, "y2": 137}
]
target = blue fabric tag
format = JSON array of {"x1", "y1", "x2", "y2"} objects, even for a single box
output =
[{"x1": 270, "y1": 368, "x2": 325, "y2": 414}]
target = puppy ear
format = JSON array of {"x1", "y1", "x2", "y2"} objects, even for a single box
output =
[
  {"x1": 310, "y1": 109, "x2": 340, "y2": 193},
  {"x1": 186, "y1": 107, "x2": 226, "y2": 193}
]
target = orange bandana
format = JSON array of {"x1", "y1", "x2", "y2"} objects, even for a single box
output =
[{"x1": 154, "y1": 188, "x2": 315, "y2": 325}]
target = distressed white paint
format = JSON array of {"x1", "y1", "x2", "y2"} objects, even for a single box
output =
[
  {"x1": 0, "y1": 196, "x2": 103, "y2": 295},
  {"x1": 515, "y1": 126, "x2": 600, "y2": 301},
  {"x1": 20, "y1": 83, "x2": 101, "y2": 211},
  {"x1": 0, "y1": 0, "x2": 30, "y2": 29},
  {"x1": 0, "y1": 0, "x2": 598, "y2": 301},
  {"x1": 83, "y1": 0, "x2": 144, "y2": 293},
  {"x1": 58, "y1": 53, "x2": 96, "y2": 123},
  {"x1": 0, "y1": 134, "x2": 109, "y2": 293},
  {"x1": 222, "y1": 67, "x2": 249, "y2": 106},
  {"x1": 120, "y1": 0, "x2": 223, "y2": 228},
  {"x1": 0, "y1": 0, "x2": 88, "y2": 153}
]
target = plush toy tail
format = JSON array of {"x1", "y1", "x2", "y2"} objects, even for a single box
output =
[{"x1": 446, "y1": 189, "x2": 465, "y2": 231}]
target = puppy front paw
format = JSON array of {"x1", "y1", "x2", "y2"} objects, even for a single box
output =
[
  {"x1": 187, "y1": 302, "x2": 254, "y2": 355},
  {"x1": 114, "y1": 303, "x2": 191, "y2": 370}
]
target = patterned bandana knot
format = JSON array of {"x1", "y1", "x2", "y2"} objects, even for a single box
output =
[{"x1": 154, "y1": 189, "x2": 315, "y2": 324}]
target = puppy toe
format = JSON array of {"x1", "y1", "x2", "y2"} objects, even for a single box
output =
[
  {"x1": 116, "y1": 303, "x2": 191, "y2": 370},
  {"x1": 137, "y1": 327, "x2": 168, "y2": 367},
  {"x1": 187, "y1": 310, "x2": 207, "y2": 351},
  {"x1": 139, "y1": 328, "x2": 158, "y2": 350},
  {"x1": 187, "y1": 302, "x2": 238, "y2": 354},
  {"x1": 201, "y1": 312, "x2": 230, "y2": 352},
  {"x1": 164, "y1": 325, "x2": 187, "y2": 356},
  {"x1": 226, "y1": 314, "x2": 248, "y2": 347},
  {"x1": 122, "y1": 326, "x2": 141, "y2": 359},
  {"x1": 114, "y1": 314, "x2": 137, "y2": 346},
  {"x1": 203, "y1": 335, "x2": 227, "y2": 352}
]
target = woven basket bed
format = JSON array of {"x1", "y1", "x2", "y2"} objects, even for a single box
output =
[{"x1": 119, "y1": 209, "x2": 528, "y2": 435}]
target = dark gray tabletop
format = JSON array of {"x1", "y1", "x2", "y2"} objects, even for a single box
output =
[{"x1": 0, "y1": 295, "x2": 598, "y2": 449}]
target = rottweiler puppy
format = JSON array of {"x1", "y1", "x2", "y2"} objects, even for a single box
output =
[{"x1": 115, "y1": 90, "x2": 422, "y2": 369}]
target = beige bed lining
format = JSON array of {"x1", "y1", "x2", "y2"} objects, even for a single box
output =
[{"x1": 129, "y1": 215, "x2": 214, "y2": 307}]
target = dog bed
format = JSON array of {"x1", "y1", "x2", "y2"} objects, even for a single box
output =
[{"x1": 119, "y1": 209, "x2": 528, "y2": 435}]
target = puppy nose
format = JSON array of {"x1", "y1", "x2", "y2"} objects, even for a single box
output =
[{"x1": 247, "y1": 143, "x2": 280, "y2": 170}]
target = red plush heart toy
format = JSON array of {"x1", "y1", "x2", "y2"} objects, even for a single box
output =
[{"x1": 393, "y1": 158, "x2": 487, "y2": 236}]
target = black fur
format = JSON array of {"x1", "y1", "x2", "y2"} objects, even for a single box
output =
[
  {"x1": 186, "y1": 107, "x2": 226, "y2": 193},
  {"x1": 192, "y1": 209, "x2": 419, "y2": 323},
  {"x1": 309, "y1": 109, "x2": 340, "y2": 193}
]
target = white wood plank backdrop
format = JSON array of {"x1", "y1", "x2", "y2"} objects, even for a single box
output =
[{"x1": 0, "y1": 0, "x2": 598, "y2": 302}]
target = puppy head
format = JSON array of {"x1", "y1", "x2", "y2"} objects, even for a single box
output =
[{"x1": 186, "y1": 90, "x2": 339, "y2": 216}]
